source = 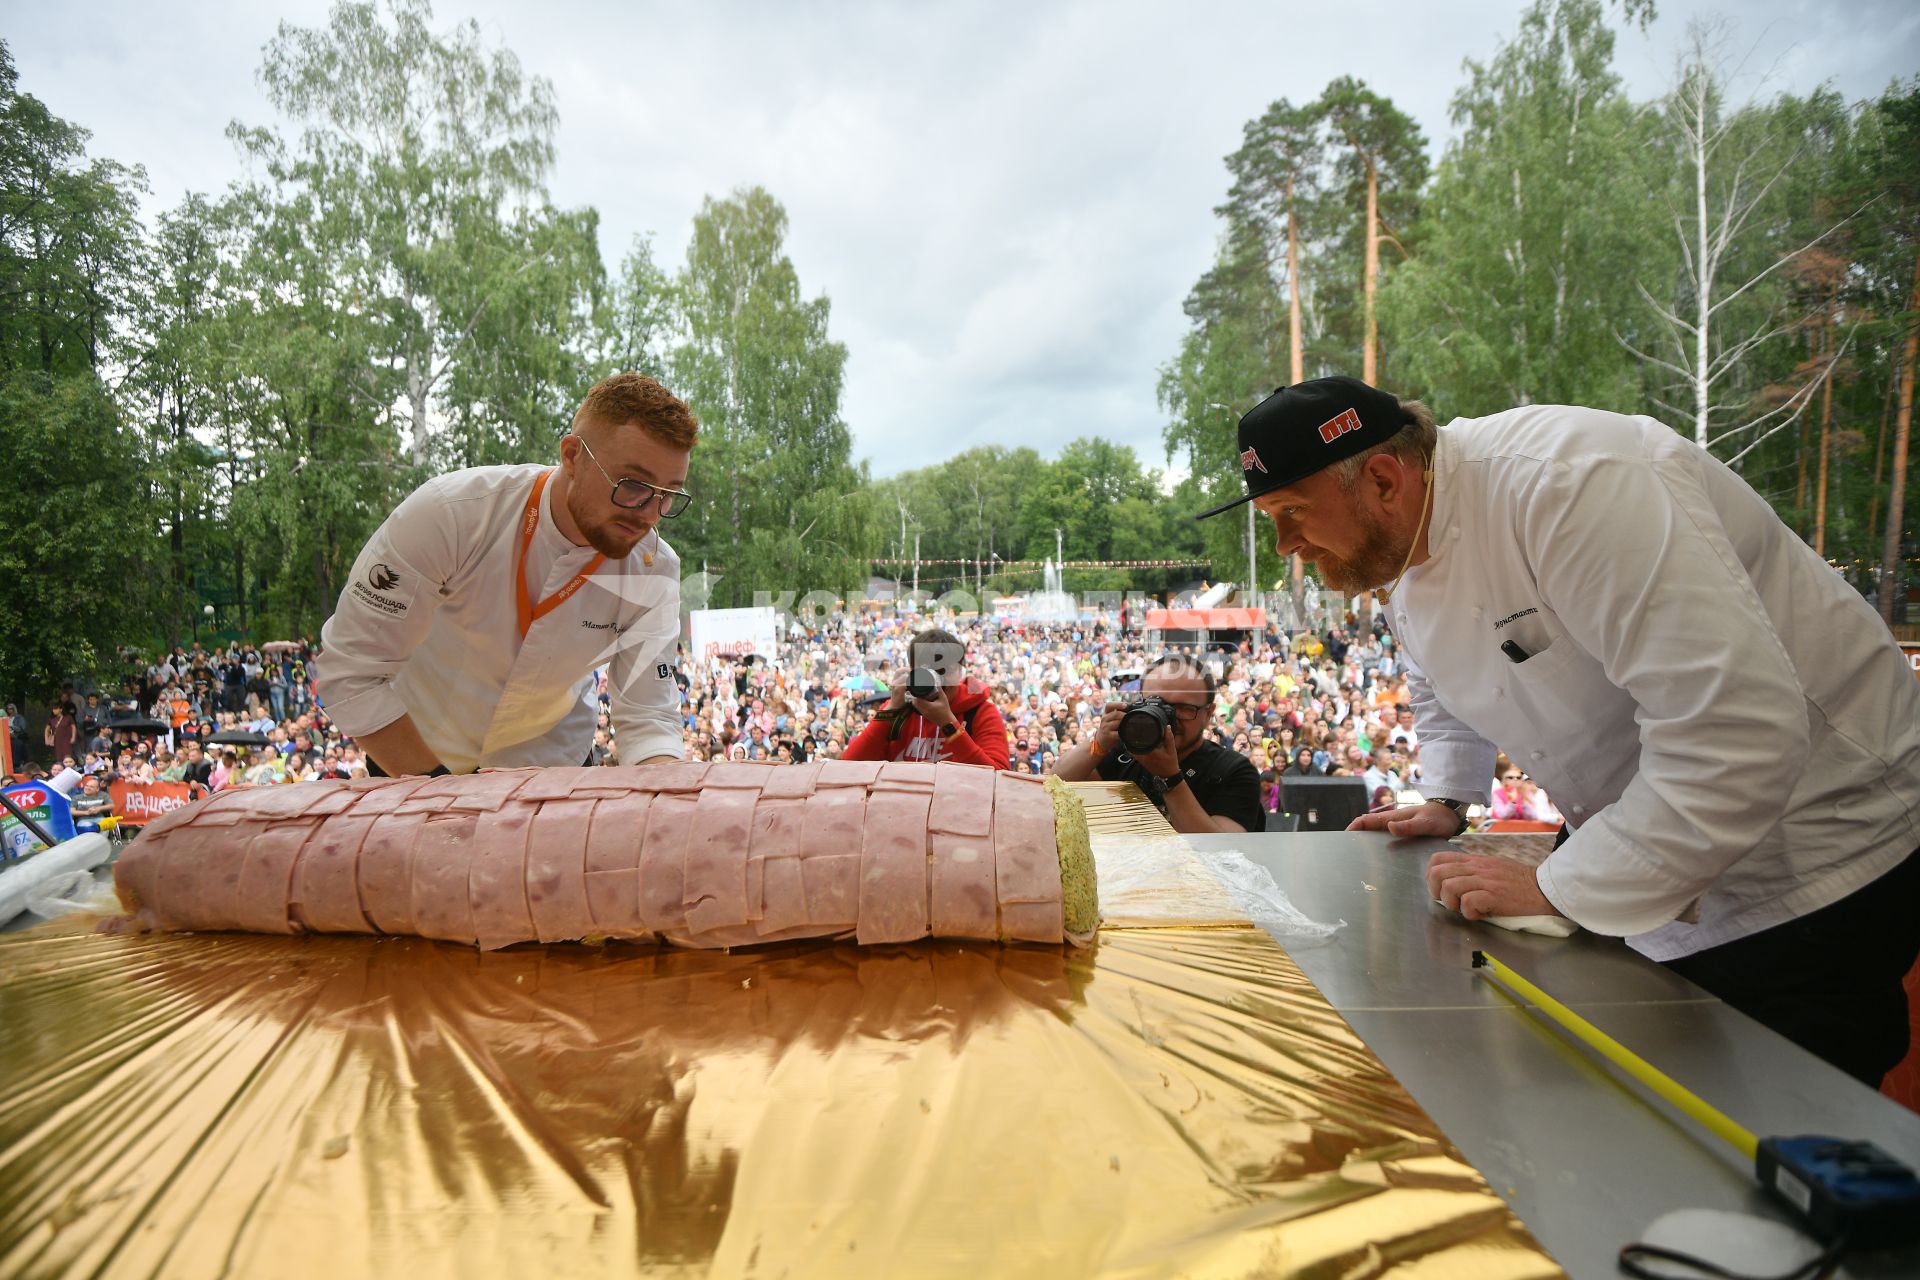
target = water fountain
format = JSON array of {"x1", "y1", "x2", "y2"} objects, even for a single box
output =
[{"x1": 1024, "y1": 557, "x2": 1078, "y2": 624}]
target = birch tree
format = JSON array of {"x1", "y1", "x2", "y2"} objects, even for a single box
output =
[
  {"x1": 230, "y1": 0, "x2": 573, "y2": 467},
  {"x1": 669, "y1": 188, "x2": 876, "y2": 605},
  {"x1": 1382, "y1": 0, "x2": 1656, "y2": 415},
  {"x1": 1623, "y1": 25, "x2": 1858, "y2": 464}
]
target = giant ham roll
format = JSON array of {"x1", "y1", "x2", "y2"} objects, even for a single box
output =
[{"x1": 107, "y1": 761, "x2": 1098, "y2": 949}]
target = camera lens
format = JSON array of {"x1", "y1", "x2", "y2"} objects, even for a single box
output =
[
  {"x1": 1119, "y1": 700, "x2": 1173, "y2": 754},
  {"x1": 908, "y1": 667, "x2": 940, "y2": 700}
]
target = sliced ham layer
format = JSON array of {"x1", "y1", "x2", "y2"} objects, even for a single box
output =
[
  {"x1": 108, "y1": 761, "x2": 1080, "y2": 951},
  {"x1": 856, "y1": 790, "x2": 931, "y2": 945},
  {"x1": 525, "y1": 799, "x2": 597, "y2": 944},
  {"x1": 993, "y1": 773, "x2": 1065, "y2": 943},
  {"x1": 290, "y1": 813, "x2": 377, "y2": 934}
]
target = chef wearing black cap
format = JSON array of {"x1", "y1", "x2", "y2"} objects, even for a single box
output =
[{"x1": 1199, "y1": 376, "x2": 1920, "y2": 1084}]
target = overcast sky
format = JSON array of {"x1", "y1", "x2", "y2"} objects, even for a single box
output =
[{"x1": 8, "y1": 1, "x2": 1917, "y2": 477}]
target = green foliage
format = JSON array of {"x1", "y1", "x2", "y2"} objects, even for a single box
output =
[
  {"x1": 0, "y1": 371, "x2": 154, "y2": 701},
  {"x1": 1381, "y1": 0, "x2": 1658, "y2": 416},
  {"x1": 0, "y1": 44, "x2": 145, "y2": 378},
  {"x1": 667, "y1": 187, "x2": 877, "y2": 606},
  {"x1": 8, "y1": 0, "x2": 1920, "y2": 704},
  {"x1": 0, "y1": 44, "x2": 157, "y2": 702}
]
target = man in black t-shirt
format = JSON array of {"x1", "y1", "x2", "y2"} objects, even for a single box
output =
[{"x1": 1053, "y1": 655, "x2": 1264, "y2": 835}]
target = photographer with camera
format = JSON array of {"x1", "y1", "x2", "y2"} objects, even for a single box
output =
[
  {"x1": 1053, "y1": 655, "x2": 1264, "y2": 835},
  {"x1": 841, "y1": 628, "x2": 1010, "y2": 768}
]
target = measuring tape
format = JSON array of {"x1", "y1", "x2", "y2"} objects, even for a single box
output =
[{"x1": 1472, "y1": 949, "x2": 1920, "y2": 1251}]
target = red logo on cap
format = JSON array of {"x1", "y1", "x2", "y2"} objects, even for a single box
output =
[
  {"x1": 1317, "y1": 408, "x2": 1363, "y2": 444},
  {"x1": 1240, "y1": 447, "x2": 1267, "y2": 474}
]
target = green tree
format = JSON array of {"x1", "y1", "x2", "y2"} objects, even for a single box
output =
[
  {"x1": 1220, "y1": 98, "x2": 1326, "y2": 386},
  {"x1": 669, "y1": 187, "x2": 877, "y2": 605},
  {"x1": 874, "y1": 445, "x2": 1046, "y2": 599},
  {"x1": 0, "y1": 374, "x2": 154, "y2": 707},
  {"x1": 1850, "y1": 82, "x2": 1920, "y2": 620},
  {"x1": 1318, "y1": 76, "x2": 1428, "y2": 384},
  {"x1": 0, "y1": 42, "x2": 155, "y2": 704},
  {"x1": 1382, "y1": 0, "x2": 1655, "y2": 416},
  {"x1": 1630, "y1": 26, "x2": 1861, "y2": 463},
  {"x1": 121, "y1": 192, "x2": 232, "y2": 646},
  {"x1": 0, "y1": 43, "x2": 144, "y2": 376},
  {"x1": 232, "y1": 0, "x2": 591, "y2": 468}
]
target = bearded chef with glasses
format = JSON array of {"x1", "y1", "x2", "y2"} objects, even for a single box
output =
[{"x1": 317, "y1": 374, "x2": 697, "y2": 776}]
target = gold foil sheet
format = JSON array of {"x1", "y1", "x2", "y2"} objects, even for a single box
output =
[
  {"x1": 0, "y1": 912, "x2": 1560, "y2": 1279},
  {"x1": 1076, "y1": 780, "x2": 1251, "y2": 929}
]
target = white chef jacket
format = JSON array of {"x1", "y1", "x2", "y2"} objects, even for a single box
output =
[
  {"x1": 317, "y1": 464, "x2": 684, "y2": 772},
  {"x1": 1390, "y1": 404, "x2": 1920, "y2": 961}
]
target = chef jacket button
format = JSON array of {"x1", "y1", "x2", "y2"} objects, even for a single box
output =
[
  {"x1": 1472, "y1": 606, "x2": 1483, "y2": 619},
  {"x1": 1530, "y1": 750, "x2": 1544, "y2": 760},
  {"x1": 1450, "y1": 527, "x2": 1462, "y2": 540},
  {"x1": 1572, "y1": 804, "x2": 1586, "y2": 815},
  {"x1": 1493, "y1": 686, "x2": 1503, "y2": 698}
]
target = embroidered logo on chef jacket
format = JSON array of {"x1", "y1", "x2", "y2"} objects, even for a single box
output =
[
  {"x1": 1492, "y1": 607, "x2": 1539, "y2": 631},
  {"x1": 579, "y1": 619, "x2": 629, "y2": 634},
  {"x1": 349, "y1": 559, "x2": 412, "y2": 617}
]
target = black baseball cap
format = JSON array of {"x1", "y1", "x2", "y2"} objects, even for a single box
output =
[{"x1": 1195, "y1": 376, "x2": 1406, "y2": 519}]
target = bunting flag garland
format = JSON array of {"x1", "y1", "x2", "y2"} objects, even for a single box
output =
[{"x1": 870, "y1": 557, "x2": 1212, "y2": 570}]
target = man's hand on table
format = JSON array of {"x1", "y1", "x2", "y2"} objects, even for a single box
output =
[
  {"x1": 1425, "y1": 852, "x2": 1561, "y2": 921},
  {"x1": 1346, "y1": 799, "x2": 1459, "y2": 839}
]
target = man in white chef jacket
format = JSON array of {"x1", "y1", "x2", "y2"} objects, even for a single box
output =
[
  {"x1": 1197, "y1": 376, "x2": 1920, "y2": 1084},
  {"x1": 317, "y1": 373, "x2": 696, "y2": 776}
]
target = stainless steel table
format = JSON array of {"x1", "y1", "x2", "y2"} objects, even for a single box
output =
[{"x1": 1184, "y1": 830, "x2": 1920, "y2": 1280}]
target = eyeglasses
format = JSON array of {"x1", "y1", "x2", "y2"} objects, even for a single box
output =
[
  {"x1": 1144, "y1": 698, "x2": 1209, "y2": 725},
  {"x1": 569, "y1": 434, "x2": 692, "y2": 518}
]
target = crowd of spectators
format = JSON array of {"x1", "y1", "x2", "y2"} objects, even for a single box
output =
[
  {"x1": 6, "y1": 640, "x2": 369, "y2": 798},
  {"x1": 5, "y1": 605, "x2": 1560, "y2": 830}
]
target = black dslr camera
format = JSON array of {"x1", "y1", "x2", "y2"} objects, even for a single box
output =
[
  {"x1": 860, "y1": 666, "x2": 944, "y2": 710},
  {"x1": 1119, "y1": 695, "x2": 1176, "y2": 754}
]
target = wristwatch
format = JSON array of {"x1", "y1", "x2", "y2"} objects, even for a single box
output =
[{"x1": 1430, "y1": 796, "x2": 1469, "y2": 837}]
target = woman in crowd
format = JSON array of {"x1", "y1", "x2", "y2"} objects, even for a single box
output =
[
  {"x1": 1283, "y1": 746, "x2": 1320, "y2": 777},
  {"x1": 43, "y1": 702, "x2": 77, "y2": 764},
  {"x1": 1490, "y1": 766, "x2": 1547, "y2": 821}
]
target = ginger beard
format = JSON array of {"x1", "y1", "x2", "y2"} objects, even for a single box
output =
[
  {"x1": 1302, "y1": 491, "x2": 1408, "y2": 594},
  {"x1": 564, "y1": 474, "x2": 653, "y2": 560}
]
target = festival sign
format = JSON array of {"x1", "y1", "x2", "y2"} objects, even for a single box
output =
[
  {"x1": 689, "y1": 607, "x2": 780, "y2": 663},
  {"x1": 110, "y1": 779, "x2": 199, "y2": 824}
]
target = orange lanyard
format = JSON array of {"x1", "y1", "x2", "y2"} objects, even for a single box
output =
[{"x1": 514, "y1": 470, "x2": 604, "y2": 641}]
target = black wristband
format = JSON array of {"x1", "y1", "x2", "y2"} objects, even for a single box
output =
[{"x1": 1431, "y1": 797, "x2": 1469, "y2": 837}]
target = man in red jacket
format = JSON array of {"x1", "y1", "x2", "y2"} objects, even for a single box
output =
[{"x1": 842, "y1": 628, "x2": 1010, "y2": 769}]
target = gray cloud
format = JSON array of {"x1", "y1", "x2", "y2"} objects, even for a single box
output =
[{"x1": 9, "y1": 0, "x2": 1915, "y2": 476}]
